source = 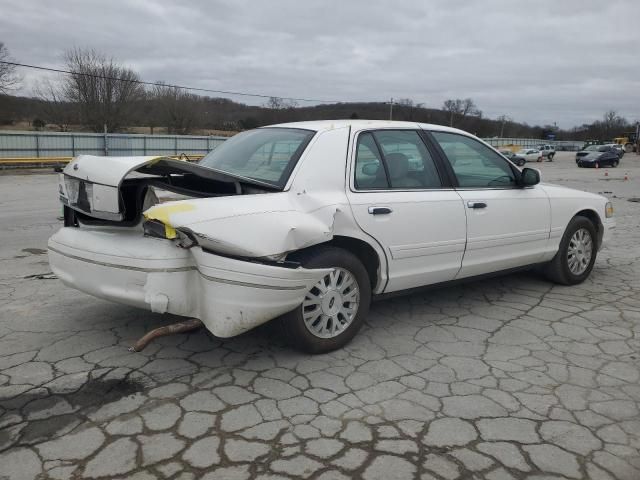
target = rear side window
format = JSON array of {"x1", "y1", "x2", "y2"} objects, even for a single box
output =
[
  {"x1": 354, "y1": 130, "x2": 442, "y2": 190},
  {"x1": 431, "y1": 132, "x2": 517, "y2": 188},
  {"x1": 199, "y1": 128, "x2": 314, "y2": 188},
  {"x1": 354, "y1": 133, "x2": 387, "y2": 189}
]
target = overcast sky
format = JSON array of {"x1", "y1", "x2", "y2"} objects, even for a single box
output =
[{"x1": 1, "y1": 0, "x2": 639, "y2": 128}]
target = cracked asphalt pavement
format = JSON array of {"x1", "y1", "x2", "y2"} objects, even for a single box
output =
[{"x1": 0, "y1": 152, "x2": 639, "y2": 480}]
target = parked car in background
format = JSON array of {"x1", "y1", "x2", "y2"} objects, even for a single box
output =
[
  {"x1": 499, "y1": 149, "x2": 525, "y2": 166},
  {"x1": 576, "y1": 145, "x2": 599, "y2": 162},
  {"x1": 604, "y1": 143, "x2": 625, "y2": 158},
  {"x1": 537, "y1": 144, "x2": 556, "y2": 161},
  {"x1": 48, "y1": 120, "x2": 615, "y2": 353},
  {"x1": 576, "y1": 145, "x2": 621, "y2": 168},
  {"x1": 515, "y1": 148, "x2": 543, "y2": 163}
]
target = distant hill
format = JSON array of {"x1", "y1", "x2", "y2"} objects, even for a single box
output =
[{"x1": 0, "y1": 93, "x2": 560, "y2": 139}]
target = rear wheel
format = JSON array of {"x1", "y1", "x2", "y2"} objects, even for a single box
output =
[
  {"x1": 279, "y1": 246, "x2": 371, "y2": 353},
  {"x1": 518, "y1": 159, "x2": 525, "y2": 166},
  {"x1": 612, "y1": 159, "x2": 619, "y2": 168},
  {"x1": 543, "y1": 216, "x2": 597, "y2": 285}
]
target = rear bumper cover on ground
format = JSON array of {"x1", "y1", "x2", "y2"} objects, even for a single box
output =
[{"x1": 48, "y1": 228, "x2": 329, "y2": 337}]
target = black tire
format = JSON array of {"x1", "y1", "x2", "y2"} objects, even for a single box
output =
[
  {"x1": 279, "y1": 246, "x2": 371, "y2": 354},
  {"x1": 518, "y1": 159, "x2": 525, "y2": 167},
  {"x1": 548, "y1": 153, "x2": 554, "y2": 161},
  {"x1": 543, "y1": 216, "x2": 597, "y2": 285},
  {"x1": 612, "y1": 159, "x2": 619, "y2": 168},
  {"x1": 577, "y1": 162, "x2": 583, "y2": 168}
]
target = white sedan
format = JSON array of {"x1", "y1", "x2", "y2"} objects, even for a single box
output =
[
  {"x1": 48, "y1": 120, "x2": 615, "y2": 353},
  {"x1": 514, "y1": 148, "x2": 543, "y2": 163}
]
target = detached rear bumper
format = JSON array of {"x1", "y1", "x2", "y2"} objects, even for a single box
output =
[{"x1": 48, "y1": 227, "x2": 329, "y2": 337}]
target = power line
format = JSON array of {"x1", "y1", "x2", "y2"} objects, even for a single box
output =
[{"x1": 0, "y1": 60, "x2": 345, "y2": 104}]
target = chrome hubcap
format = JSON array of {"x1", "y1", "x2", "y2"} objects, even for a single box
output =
[
  {"x1": 567, "y1": 228, "x2": 593, "y2": 275},
  {"x1": 302, "y1": 268, "x2": 359, "y2": 338}
]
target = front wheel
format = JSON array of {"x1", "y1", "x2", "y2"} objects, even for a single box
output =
[
  {"x1": 612, "y1": 159, "x2": 619, "y2": 168},
  {"x1": 518, "y1": 159, "x2": 525, "y2": 167},
  {"x1": 543, "y1": 216, "x2": 597, "y2": 285},
  {"x1": 279, "y1": 246, "x2": 371, "y2": 353}
]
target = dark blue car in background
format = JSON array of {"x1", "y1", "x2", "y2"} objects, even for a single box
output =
[{"x1": 575, "y1": 145, "x2": 621, "y2": 168}]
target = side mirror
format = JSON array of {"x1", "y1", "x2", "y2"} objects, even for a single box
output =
[
  {"x1": 362, "y1": 163, "x2": 379, "y2": 176},
  {"x1": 520, "y1": 167, "x2": 540, "y2": 187}
]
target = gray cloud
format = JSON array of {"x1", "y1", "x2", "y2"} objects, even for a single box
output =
[{"x1": 1, "y1": 0, "x2": 639, "y2": 127}]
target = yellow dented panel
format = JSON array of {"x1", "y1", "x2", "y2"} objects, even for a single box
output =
[{"x1": 144, "y1": 203, "x2": 196, "y2": 239}]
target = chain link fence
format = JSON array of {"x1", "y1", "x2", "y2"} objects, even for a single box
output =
[
  {"x1": 0, "y1": 131, "x2": 228, "y2": 159},
  {"x1": 0, "y1": 131, "x2": 585, "y2": 162}
]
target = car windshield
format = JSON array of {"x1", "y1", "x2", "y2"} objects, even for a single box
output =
[
  {"x1": 199, "y1": 128, "x2": 315, "y2": 188},
  {"x1": 585, "y1": 145, "x2": 600, "y2": 151},
  {"x1": 516, "y1": 149, "x2": 528, "y2": 154}
]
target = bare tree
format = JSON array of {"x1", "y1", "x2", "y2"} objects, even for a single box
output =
[
  {"x1": 395, "y1": 98, "x2": 424, "y2": 121},
  {"x1": 264, "y1": 96, "x2": 298, "y2": 109},
  {"x1": 62, "y1": 48, "x2": 144, "y2": 132},
  {"x1": 151, "y1": 83, "x2": 199, "y2": 134},
  {"x1": 34, "y1": 78, "x2": 78, "y2": 131},
  {"x1": 0, "y1": 42, "x2": 21, "y2": 93},
  {"x1": 602, "y1": 110, "x2": 626, "y2": 138},
  {"x1": 442, "y1": 98, "x2": 482, "y2": 126}
]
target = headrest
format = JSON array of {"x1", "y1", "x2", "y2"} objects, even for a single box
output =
[{"x1": 385, "y1": 153, "x2": 409, "y2": 179}]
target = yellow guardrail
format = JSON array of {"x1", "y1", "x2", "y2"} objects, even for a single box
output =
[{"x1": 0, "y1": 154, "x2": 206, "y2": 166}]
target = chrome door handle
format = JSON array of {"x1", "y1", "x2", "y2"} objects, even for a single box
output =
[
  {"x1": 368, "y1": 206, "x2": 393, "y2": 215},
  {"x1": 467, "y1": 201, "x2": 487, "y2": 209}
]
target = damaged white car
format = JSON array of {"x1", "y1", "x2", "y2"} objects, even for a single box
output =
[{"x1": 48, "y1": 120, "x2": 615, "y2": 353}]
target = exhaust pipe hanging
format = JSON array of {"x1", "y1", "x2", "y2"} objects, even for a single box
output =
[{"x1": 129, "y1": 318, "x2": 204, "y2": 352}]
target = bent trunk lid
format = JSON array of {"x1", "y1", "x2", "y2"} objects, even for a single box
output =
[{"x1": 60, "y1": 155, "x2": 241, "y2": 221}]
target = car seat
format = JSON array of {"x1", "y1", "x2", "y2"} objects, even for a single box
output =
[{"x1": 385, "y1": 153, "x2": 422, "y2": 188}]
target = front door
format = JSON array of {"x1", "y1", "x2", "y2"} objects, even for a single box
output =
[
  {"x1": 346, "y1": 129, "x2": 467, "y2": 292},
  {"x1": 428, "y1": 131, "x2": 551, "y2": 279}
]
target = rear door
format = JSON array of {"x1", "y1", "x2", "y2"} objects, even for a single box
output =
[
  {"x1": 427, "y1": 131, "x2": 551, "y2": 279},
  {"x1": 346, "y1": 129, "x2": 467, "y2": 292}
]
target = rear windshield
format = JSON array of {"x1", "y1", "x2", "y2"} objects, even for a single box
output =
[{"x1": 199, "y1": 128, "x2": 315, "y2": 188}]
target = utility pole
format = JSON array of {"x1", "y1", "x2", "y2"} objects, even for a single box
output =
[
  {"x1": 498, "y1": 115, "x2": 511, "y2": 138},
  {"x1": 103, "y1": 123, "x2": 109, "y2": 156},
  {"x1": 388, "y1": 98, "x2": 394, "y2": 120}
]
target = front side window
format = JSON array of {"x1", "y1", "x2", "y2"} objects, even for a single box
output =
[
  {"x1": 199, "y1": 128, "x2": 315, "y2": 188},
  {"x1": 354, "y1": 130, "x2": 442, "y2": 190},
  {"x1": 431, "y1": 132, "x2": 517, "y2": 188}
]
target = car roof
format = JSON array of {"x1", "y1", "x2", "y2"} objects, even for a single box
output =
[{"x1": 269, "y1": 119, "x2": 470, "y2": 135}]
